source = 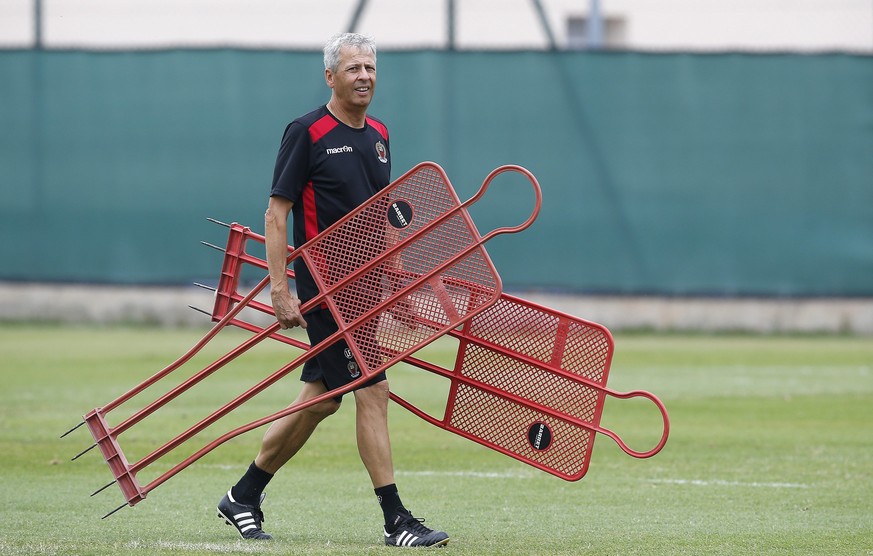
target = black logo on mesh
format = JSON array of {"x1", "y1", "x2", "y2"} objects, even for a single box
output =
[
  {"x1": 527, "y1": 422, "x2": 552, "y2": 451},
  {"x1": 387, "y1": 200, "x2": 413, "y2": 229}
]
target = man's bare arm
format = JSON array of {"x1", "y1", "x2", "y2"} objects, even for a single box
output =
[{"x1": 264, "y1": 195, "x2": 307, "y2": 329}]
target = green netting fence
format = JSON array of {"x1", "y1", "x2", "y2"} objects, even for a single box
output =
[{"x1": 1, "y1": 49, "x2": 871, "y2": 295}]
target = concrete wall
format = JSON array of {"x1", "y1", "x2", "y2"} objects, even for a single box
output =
[{"x1": 2, "y1": 283, "x2": 871, "y2": 334}]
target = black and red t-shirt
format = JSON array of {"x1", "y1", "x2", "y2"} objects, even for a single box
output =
[{"x1": 270, "y1": 105, "x2": 391, "y2": 305}]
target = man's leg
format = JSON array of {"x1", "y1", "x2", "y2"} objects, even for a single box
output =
[
  {"x1": 354, "y1": 380, "x2": 395, "y2": 487},
  {"x1": 257, "y1": 380, "x2": 341, "y2": 473},
  {"x1": 354, "y1": 381, "x2": 449, "y2": 548},
  {"x1": 218, "y1": 380, "x2": 341, "y2": 540}
]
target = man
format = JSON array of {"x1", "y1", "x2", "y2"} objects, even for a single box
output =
[{"x1": 216, "y1": 33, "x2": 449, "y2": 548}]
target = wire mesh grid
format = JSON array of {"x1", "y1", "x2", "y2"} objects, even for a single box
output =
[
  {"x1": 302, "y1": 164, "x2": 499, "y2": 376},
  {"x1": 448, "y1": 383, "x2": 594, "y2": 478},
  {"x1": 465, "y1": 297, "x2": 612, "y2": 387},
  {"x1": 439, "y1": 297, "x2": 613, "y2": 478},
  {"x1": 459, "y1": 344, "x2": 602, "y2": 423}
]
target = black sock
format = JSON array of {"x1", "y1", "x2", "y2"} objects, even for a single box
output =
[
  {"x1": 231, "y1": 461, "x2": 274, "y2": 506},
  {"x1": 375, "y1": 483, "x2": 406, "y2": 528}
]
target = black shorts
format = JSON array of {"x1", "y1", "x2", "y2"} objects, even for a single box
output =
[{"x1": 300, "y1": 308, "x2": 386, "y2": 398}]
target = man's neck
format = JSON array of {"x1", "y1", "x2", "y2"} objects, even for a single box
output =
[{"x1": 326, "y1": 99, "x2": 367, "y2": 129}]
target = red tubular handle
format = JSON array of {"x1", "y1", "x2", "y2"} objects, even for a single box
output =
[
  {"x1": 463, "y1": 165, "x2": 543, "y2": 240},
  {"x1": 597, "y1": 389, "x2": 670, "y2": 458}
]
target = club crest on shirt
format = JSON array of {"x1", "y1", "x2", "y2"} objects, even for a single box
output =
[{"x1": 374, "y1": 141, "x2": 388, "y2": 164}]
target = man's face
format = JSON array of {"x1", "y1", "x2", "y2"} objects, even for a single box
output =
[{"x1": 326, "y1": 46, "x2": 376, "y2": 112}]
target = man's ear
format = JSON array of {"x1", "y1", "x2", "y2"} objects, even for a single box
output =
[{"x1": 325, "y1": 68, "x2": 335, "y2": 89}]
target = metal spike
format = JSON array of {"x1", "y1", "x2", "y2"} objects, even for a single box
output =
[
  {"x1": 188, "y1": 305, "x2": 213, "y2": 317},
  {"x1": 102, "y1": 503, "x2": 128, "y2": 520},
  {"x1": 71, "y1": 443, "x2": 97, "y2": 461},
  {"x1": 200, "y1": 241, "x2": 226, "y2": 252},
  {"x1": 206, "y1": 217, "x2": 231, "y2": 228},
  {"x1": 60, "y1": 421, "x2": 85, "y2": 438},
  {"x1": 91, "y1": 480, "x2": 117, "y2": 497},
  {"x1": 193, "y1": 282, "x2": 217, "y2": 292}
]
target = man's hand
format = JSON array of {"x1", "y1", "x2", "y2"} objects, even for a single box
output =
[{"x1": 271, "y1": 289, "x2": 307, "y2": 330}]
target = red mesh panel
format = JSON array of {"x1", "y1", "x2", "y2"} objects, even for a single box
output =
[
  {"x1": 438, "y1": 296, "x2": 614, "y2": 479},
  {"x1": 460, "y1": 345, "x2": 601, "y2": 423},
  {"x1": 467, "y1": 298, "x2": 562, "y2": 363},
  {"x1": 465, "y1": 297, "x2": 612, "y2": 387},
  {"x1": 448, "y1": 383, "x2": 594, "y2": 479},
  {"x1": 300, "y1": 164, "x2": 500, "y2": 375},
  {"x1": 561, "y1": 321, "x2": 611, "y2": 385}
]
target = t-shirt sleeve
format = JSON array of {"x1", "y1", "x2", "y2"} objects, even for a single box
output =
[{"x1": 270, "y1": 121, "x2": 310, "y2": 202}]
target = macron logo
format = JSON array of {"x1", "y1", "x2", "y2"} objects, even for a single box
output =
[{"x1": 326, "y1": 145, "x2": 354, "y2": 155}]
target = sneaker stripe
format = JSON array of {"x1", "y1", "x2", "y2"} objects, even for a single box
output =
[{"x1": 398, "y1": 531, "x2": 420, "y2": 546}]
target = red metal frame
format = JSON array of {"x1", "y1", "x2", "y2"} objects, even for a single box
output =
[
  {"x1": 74, "y1": 162, "x2": 542, "y2": 512},
  {"x1": 208, "y1": 224, "x2": 669, "y2": 482}
]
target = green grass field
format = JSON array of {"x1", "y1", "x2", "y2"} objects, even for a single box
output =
[{"x1": 1, "y1": 324, "x2": 871, "y2": 555}]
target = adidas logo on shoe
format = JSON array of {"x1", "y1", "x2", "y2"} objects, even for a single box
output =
[
  {"x1": 217, "y1": 489, "x2": 272, "y2": 540},
  {"x1": 384, "y1": 511, "x2": 449, "y2": 548}
]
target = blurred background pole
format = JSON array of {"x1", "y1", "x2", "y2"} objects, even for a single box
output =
[
  {"x1": 447, "y1": 0, "x2": 456, "y2": 51},
  {"x1": 34, "y1": 0, "x2": 43, "y2": 49},
  {"x1": 586, "y1": 0, "x2": 604, "y2": 49},
  {"x1": 531, "y1": 0, "x2": 558, "y2": 51},
  {"x1": 346, "y1": 0, "x2": 368, "y2": 32}
]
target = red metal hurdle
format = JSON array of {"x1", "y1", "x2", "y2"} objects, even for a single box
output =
[
  {"x1": 65, "y1": 162, "x2": 542, "y2": 516},
  {"x1": 204, "y1": 222, "x2": 670, "y2": 482}
]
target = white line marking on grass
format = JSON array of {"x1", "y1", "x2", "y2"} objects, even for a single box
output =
[
  {"x1": 397, "y1": 470, "x2": 534, "y2": 479},
  {"x1": 649, "y1": 478, "x2": 810, "y2": 489},
  {"x1": 195, "y1": 463, "x2": 240, "y2": 471}
]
